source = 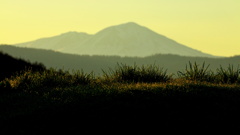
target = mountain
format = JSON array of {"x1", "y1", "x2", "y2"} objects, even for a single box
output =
[
  {"x1": 15, "y1": 22, "x2": 215, "y2": 57},
  {"x1": 1, "y1": 45, "x2": 239, "y2": 76},
  {"x1": 16, "y1": 32, "x2": 92, "y2": 52}
]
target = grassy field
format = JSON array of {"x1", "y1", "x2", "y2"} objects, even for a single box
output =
[{"x1": 1, "y1": 63, "x2": 240, "y2": 134}]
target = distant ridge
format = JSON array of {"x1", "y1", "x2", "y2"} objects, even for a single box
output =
[
  {"x1": 15, "y1": 22, "x2": 215, "y2": 57},
  {"x1": 1, "y1": 45, "x2": 239, "y2": 76}
]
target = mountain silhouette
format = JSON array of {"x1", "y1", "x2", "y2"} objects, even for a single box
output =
[
  {"x1": 16, "y1": 22, "x2": 214, "y2": 57},
  {"x1": 16, "y1": 32, "x2": 91, "y2": 52}
]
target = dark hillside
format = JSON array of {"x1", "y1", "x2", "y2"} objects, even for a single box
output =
[
  {"x1": 0, "y1": 59, "x2": 240, "y2": 133},
  {"x1": 0, "y1": 51, "x2": 46, "y2": 81}
]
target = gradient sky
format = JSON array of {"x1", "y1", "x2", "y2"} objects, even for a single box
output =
[{"x1": 1, "y1": 0, "x2": 240, "y2": 57}]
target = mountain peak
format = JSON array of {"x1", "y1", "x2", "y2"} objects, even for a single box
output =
[
  {"x1": 112, "y1": 22, "x2": 145, "y2": 29},
  {"x1": 118, "y1": 22, "x2": 141, "y2": 26},
  {"x1": 95, "y1": 22, "x2": 151, "y2": 37}
]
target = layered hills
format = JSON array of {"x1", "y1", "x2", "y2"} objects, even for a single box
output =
[
  {"x1": 0, "y1": 45, "x2": 239, "y2": 76},
  {"x1": 15, "y1": 22, "x2": 215, "y2": 57}
]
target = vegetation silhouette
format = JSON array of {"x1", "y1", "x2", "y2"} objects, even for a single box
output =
[
  {"x1": 0, "y1": 51, "x2": 45, "y2": 81},
  {"x1": 102, "y1": 63, "x2": 172, "y2": 83},
  {"x1": 1, "y1": 49, "x2": 240, "y2": 134}
]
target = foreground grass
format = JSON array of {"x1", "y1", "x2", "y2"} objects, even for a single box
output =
[{"x1": 1, "y1": 64, "x2": 240, "y2": 134}]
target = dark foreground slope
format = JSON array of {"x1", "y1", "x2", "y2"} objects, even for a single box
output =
[
  {"x1": 1, "y1": 68, "x2": 240, "y2": 134},
  {"x1": 1, "y1": 82, "x2": 240, "y2": 134},
  {"x1": 0, "y1": 51, "x2": 45, "y2": 81}
]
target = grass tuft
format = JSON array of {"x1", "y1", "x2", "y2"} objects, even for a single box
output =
[
  {"x1": 102, "y1": 63, "x2": 172, "y2": 83},
  {"x1": 5, "y1": 68, "x2": 94, "y2": 92},
  {"x1": 216, "y1": 64, "x2": 240, "y2": 84},
  {"x1": 177, "y1": 61, "x2": 215, "y2": 82}
]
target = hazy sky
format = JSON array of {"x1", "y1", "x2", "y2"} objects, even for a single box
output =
[{"x1": 1, "y1": 0, "x2": 240, "y2": 57}]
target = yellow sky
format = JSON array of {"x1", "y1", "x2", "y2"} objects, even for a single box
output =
[{"x1": 1, "y1": 0, "x2": 240, "y2": 57}]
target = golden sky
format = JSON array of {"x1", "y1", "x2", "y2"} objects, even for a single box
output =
[{"x1": 1, "y1": 0, "x2": 240, "y2": 57}]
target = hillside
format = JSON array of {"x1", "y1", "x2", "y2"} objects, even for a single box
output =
[
  {"x1": 1, "y1": 64, "x2": 240, "y2": 134},
  {"x1": 0, "y1": 51, "x2": 45, "y2": 81},
  {"x1": 0, "y1": 45, "x2": 239, "y2": 76},
  {"x1": 15, "y1": 22, "x2": 215, "y2": 57},
  {"x1": 1, "y1": 45, "x2": 240, "y2": 134}
]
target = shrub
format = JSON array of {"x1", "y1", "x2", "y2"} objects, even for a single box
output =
[
  {"x1": 177, "y1": 61, "x2": 215, "y2": 82},
  {"x1": 216, "y1": 64, "x2": 240, "y2": 84},
  {"x1": 8, "y1": 68, "x2": 94, "y2": 91},
  {"x1": 0, "y1": 80, "x2": 12, "y2": 93},
  {"x1": 102, "y1": 63, "x2": 172, "y2": 83}
]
